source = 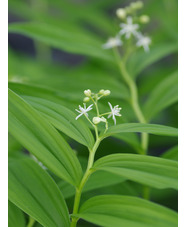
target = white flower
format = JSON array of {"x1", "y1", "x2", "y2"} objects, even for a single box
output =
[
  {"x1": 75, "y1": 103, "x2": 93, "y2": 120},
  {"x1": 102, "y1": 36, "x2": 122, "y2": 49},
  {"x1": 119, "y1": 16, "x2": 139, "y2": 39},
  {"x1": 136, "y1": 33, "x2": 151, "y2": 52},
  {"x1": 108, "y1": 102, "x2": 122, "y2": 125}
]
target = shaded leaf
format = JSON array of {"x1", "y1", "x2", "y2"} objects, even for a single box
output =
[
  {"x1": 8, "y1": 22, "x2": 113, "y2": 61},
  {"x1": 143, "y1": 71, "x2": 178, "y2": 121},
  {"x1": 127, "y1": 43, "x2": 177, "y2": 77},
  {"x1": 161, "y1": 146, "x2": 178, "y2": 161},
  {"x1": 8, "y1": 201, "x2": 25, "y2": 227}
]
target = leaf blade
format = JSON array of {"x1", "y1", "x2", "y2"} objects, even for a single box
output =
[
  {"x1": 9, "y1": 158, "x2": 70, "y2": 227},
  {"x1": 8, "y1": 22, "x2": 113, "y2": 61},
  {"x1": 25, "y1": 96, "x2": 95, "y2": 149},
  {"x1": 75, "y1": 195, "x2": 178, "y2": 227},
  {"x1": 93, "y1": 154, "x2": 178, "y2": 189},
  {"x1": 104, "y1": 123, "x2": 178, "y2": 138},
  {"x1": 8, "y1": 89, "x2": 82, "y2": 186}
]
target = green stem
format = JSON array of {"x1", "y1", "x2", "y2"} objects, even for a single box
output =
[
  {"x1": 70, "y1": 137, "x2": 102, "y2": 227},
  {"x1": 113, "y1": 48, "x2": 149, "y2": 154},
  {"x1": 90, "y1": 96, "x2": 100, "y2": 116},
  {"x1": 113, "y1": 47, "x2": 150, "y2": 199},
  {"x1": 143, "y1": 185, "x2": 150, "y2": 200},
  {"x1": 99, "y1": 112, "x2": 112, "y2": 116},
  {"x1": 27, "y1": 216, "x2": 35, "y2": 227},
  {"x1": 34, "y1": 41, "x2": 51, "y2": 62},
  {"x1": 84, "y1": 114, "x2": 98, "y2": 139}
]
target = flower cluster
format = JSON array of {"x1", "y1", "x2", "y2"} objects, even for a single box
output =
[
  {"x1": 103, "y1": 1, "x2": 151, "y2": 52},
  {"x1": 75, "y1": 89, "x2": 122, "y2": 133}
]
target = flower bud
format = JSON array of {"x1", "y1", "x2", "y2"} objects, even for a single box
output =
[
  {"x1": 100, "y1": 117, "x2": 106, "y2": 123},
  {"x1": 103, "y1": 90, "x2": 111, "y2": 96},
  {"x1": 99, "y1": 89, "x2": 105, "y2": 95},
  {"x1": 83, "y1": 97, "x2": 90, "y2": 102},
  {"x1": 139, "y1": 15, "x2": 150, "y2": 24},
  {"x1": 135, "y1": 1, "x2": 144, "y2": 9},
  {"x1": 116, "y1": 8, "x2": 126, "y2": 19},
  {"x1": 130, "y1": 1, "x2": 143, "y2": 10},
  {"x1": 93, "y1": 117, "x2": 101, "y2": 124},
  {"x1": 84, "y1": 89, "x2": 91, "y2": 96}
]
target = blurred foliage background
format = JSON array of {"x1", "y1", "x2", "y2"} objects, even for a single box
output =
[{"x1": 8, "y1": 0, "x2": 178, "y2": 226}]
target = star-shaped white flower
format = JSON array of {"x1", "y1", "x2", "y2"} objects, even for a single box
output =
[
  {"x1": 75, "y1": 103, "x2": 93, "y2": 120},
  {"x1": 119, "y1": 16, "x2": 139, "y2": 39},
  {"x1": 136, "y1": 33, "x2": 151, "y2": 52},
  {"x1": 108, "y1": 102, "x2": 122, "y2": 125},
  {"x1": 102, "y1": 36, "x2": 123, "y2": 49}
]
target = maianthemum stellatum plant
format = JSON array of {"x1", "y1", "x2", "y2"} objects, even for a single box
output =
[{"x1": 8, "y1": 1, "x2": 178, "y2": 227}]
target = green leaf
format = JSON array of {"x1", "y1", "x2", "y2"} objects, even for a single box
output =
[
  {"x1": 104, "y1": 123, "x2": 178, "y2": 138},
  {"x1": 127, "y1": 43, "x2": 178, "y2": 77},
  {"x1": 93, "y1": 154, "x2": 178, "y2": 189},
  {"x1": 143, "y1": 72, "x2": 178, "y2": 121},
  {"x1": 161, "y1": 146, "x2": 178, "y2": 161},
  {"x1": 8, "y1": 82, "x2": 70, "y2": 104},
  {"x1": 8, "y1": 89, "x2": 82, "y2": 186},
  {"x1": 25, "y1": 96, "x2": 95, "y2": 149},
  {"x1": 9, "y1": 158, "x2": 70, "y2": 227},
  {"x1": 74, "y1": 195, "x2": 178, "y2": 227},
  {"x1": 8, "y1": 201, "x2": 25, "y2": 227},
  {"x1": 8, "y1": 22, "x2": 113, "y2": 61}
]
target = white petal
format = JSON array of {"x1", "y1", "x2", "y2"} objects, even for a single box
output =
[
  {"x1": 76, "y1": 113, "x2": 83, "y2": 120},
  {"x1": 108, "y1": 102, "x2": 113, "y2": 111},
  {"x1": 112, "y1": 115, "x2": 116, "y2": 125},
  {"x1": 102, "y1": 43, "x2": 111, "y2": 49},
  {"x1": 87, "y1": 104, "x2": 93, "y2": 109},
  {"x1": 75, "y1": 109, "x2": 81, "y2": 113},
  {"x1": 108, "y1": 114, "x2": 112, "y2": 119},
  {"x1": 120, "y1": 23, "x2": 126, "y2": 28},
  {"x1": 144, "y1": 45, "x2": 149, "y2": 52}
]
